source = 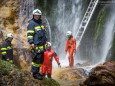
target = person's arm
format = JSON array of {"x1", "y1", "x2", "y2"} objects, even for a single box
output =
[
  {"x1": 1, "y1": 42, "x2": 9, "y2": 60},
  {"x1": 27, "y1": 22, "x2": 35, "y2": 45},
  {"x1": 53, "y1": 52, "x2": 61, "y2": 67},
  {"x1": 65, "y1": 41, "x2": 68, "y2": 52},
  {"x1": 73, "y1": 38, "x2": 76, "y2": 52}
]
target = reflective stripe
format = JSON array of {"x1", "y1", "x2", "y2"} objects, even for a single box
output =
[
  {"x1": 39, "y1": 45, "x2": 44, "y2": 49},
  {"x1": 41, "y1": 25, "x2": 45, "y2": 29},
  {"x1": 32, "y1": 62, "x2": 41, "y2": 67},
  {"x1": 41, "y1": 25, "x2": 46, "y2": 31},
  {"x1": 1, "y1": 51, "x2": 7, "y2": 55},
  {"x1": 8, "y1": 60, "x2": 13, "y2": 63},
  {"x1": 34, "y1": 26, "x2": 41, "y2": 31},
  {"x1": 31, "y1": 49, "x2": 34, "y2": 53},
  {"x1": 27, "y1": 30, "x2": 34, "y2": 33},
  {"x1": 1, "y1": 48, "x2": 7, "y2": 50},
  {"x1": 34, "y1": 25, "x2": 46, "y2": 31},
  {"x1": 7, "y1": 46, "x2": 12, "y2": 49},
  {"x1": 27, "y1": 36, "x2": 33, "y2": 38},
  {"x1": 36, "y1": 45, "x2": 44, "y2": 50}
]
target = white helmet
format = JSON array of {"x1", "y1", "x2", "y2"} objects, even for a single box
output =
[
  {"x1": 32, "y1": 9, "x2": 42, "y2": 16},
  {"x1": 66, "y1": 31, "x2": 72, "y2": 36},
  {"x1": 6, "y1": 33, "x2": 13, "y2": 38},
  {"x1": 47, "y1": 42, "x2": 51, "y2": 47}
]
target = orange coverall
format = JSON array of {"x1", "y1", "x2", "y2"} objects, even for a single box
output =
[
  {"x1": 65, "y1": 37, "x2": 76, "y2": 67},
  {"x1": 41, "y1": 49, "x2": 60, "y2": 76}
]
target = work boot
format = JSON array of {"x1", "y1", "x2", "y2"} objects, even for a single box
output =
[{"x1": 33, "y1": 73, "x2": 43, "y2": 80}]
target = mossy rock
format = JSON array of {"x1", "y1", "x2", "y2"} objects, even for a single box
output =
[
  {"x1": 94, "y1": 6, "x2": 110, "y2": 43},
  {"x1": 42, "y1": 78, "x2": 60, "y2": 86},
  {"x1": 0, "y1": 59, "x2": 17, "y2": 75},
  {"x1": 0, "y1": 60, "x2": 60, "y2": 86}
]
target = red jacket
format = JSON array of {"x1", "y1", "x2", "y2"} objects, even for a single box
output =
[{"x1": 43, "y1": 49, "x2": 59, "y2": 66}]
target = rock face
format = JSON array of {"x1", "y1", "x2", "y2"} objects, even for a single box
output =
[
  {"x1": 80, "y1": 61, "x2": 115, "y2": 86},
  {"x1": 53, "y1": 68, "x2": 87, "y2": 81},
  {"x1": 1, "y1": 70, "x2": 60, "y2": 86},
  {"x1": 0, "y1": 60, "x2": 60, "y2": 86}
]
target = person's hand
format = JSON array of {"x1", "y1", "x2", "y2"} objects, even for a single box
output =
[
  {"x1": 73, "y1": 50, "x2": 76, "y2": 53},
  {"x1": 31, "y1": 44, "x2": 35, "y2": 49},
  {"x1": 58, "y1": 63, "x2": 61, "y2": 68},
  {"x1": 6, "y1": 58, "x2": 9, "y2": 61},
  {"x1": 65, "y1": 49, "x2": 67, "y2": 52}
]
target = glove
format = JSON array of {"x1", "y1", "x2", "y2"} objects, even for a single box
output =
[
  {"x1": 73, "y1": 49, "x2": 76, "y2": 53},
  {"x1": 58, "y1": 63, "x2": 61, "y2": 68},
  {"x1": 65, "y1": 49, "x2": 67, "y2": 52},
  {"x1": 31, "y1": 44, "x2": 35, "y2": 49},
  {"x1": 6, "y1": 58, "x2": 10, "y2": 61}
]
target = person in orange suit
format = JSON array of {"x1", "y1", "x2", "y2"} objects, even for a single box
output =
[
  {"x1": 41, "y1": 42, "x2": 61, "y2": 78},
  {"x1": 65, "y1": 31, "x2": 76, "y2": 68}
]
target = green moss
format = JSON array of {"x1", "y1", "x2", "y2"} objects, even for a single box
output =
[
  {"x1": 94, "y1": 6, "x2": 109, "y2": 42},
  {"x1": 0, "y1": 59, "x2": 17, "y2": 75},
  {"x1": 42, "y1": 78, "x2": 60, "y2": 86}
]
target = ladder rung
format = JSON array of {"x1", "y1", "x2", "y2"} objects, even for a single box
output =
[
  {"x1": 78, "y1": 31, "x2": 83, "y2": 34},
  {"x1": 88, "y1": 7, "x2": 93, "y2": 9},
  {"x1": 75, "y1": 0, "x2": 99, "y2": 47},
  {"x1": 76, "y1": 36, "x2": 81, "y2": 39},
  {"x1": 80, "y1": 26, "x2": 84, "y2": 28},
  {"x1": 83, "y1": 18, "x2": 88, "y2": 22}
]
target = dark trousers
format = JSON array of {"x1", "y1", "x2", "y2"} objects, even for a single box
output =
[{"x1": 31, "y1": 52, "x2": 44, "y2": 74}]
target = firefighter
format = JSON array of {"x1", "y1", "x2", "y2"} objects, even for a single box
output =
[
  {"x1": 1, "y1": 33, "x2": 13, "y2": 63},
  {"x1": 65, "y1": 31, "x2": 76, "y2": 68},
  {"x1": 27, "y1": 9, "x2": 47, "y2": 80},
  {"x1": 41, "y1": 42, "x2": 61, "y2": 78}
]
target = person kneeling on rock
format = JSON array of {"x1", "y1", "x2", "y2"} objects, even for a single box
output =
[{"x1": 41, "y1": 42, "x2": 61, "y2": 78}]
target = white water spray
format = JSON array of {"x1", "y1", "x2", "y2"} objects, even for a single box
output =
[
  {"x1": 52, "y1": 0, "x2": 83, "y2": 67},
  {"x1": 99, "y1": 6, "x2": 115, "y2": 63}
]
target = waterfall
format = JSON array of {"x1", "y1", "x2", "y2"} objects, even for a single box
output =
[
  {"x1": 49, "y1": 0, "x2": 83, "y2": 67},
  {"x1": 18, "y1": 0, "x2": 115, "y2": 68},
  {"x1": 99, "y1": 5, "x2": 115, "y2": 63},
  {"x1": 44, "y1": 17, "x2": 52, "y2": 42}
]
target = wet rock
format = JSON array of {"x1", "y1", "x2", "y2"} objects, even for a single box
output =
[
  {"x1": 80, "y1": 61, "x2": 115, "y2": 86},
  {"x1": 54, "y1": 68, "x2": 87, "y2": 80}
]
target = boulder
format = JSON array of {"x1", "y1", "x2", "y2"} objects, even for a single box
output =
[{"x1": 80, "y1": 61, "x2": 115, "y2": 86}]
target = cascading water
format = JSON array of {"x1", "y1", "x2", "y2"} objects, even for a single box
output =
[
  {"x1": 50, "y1": 0, "x2": 83, "y2": 67},
  {"x1": 43, "y1": 17, "x2": 52, "y2": 42},
  {"x1": 18, "y1": 0, "x2": 115, "y2": 68},
  {"x1": 99, "y1": 4, "x2": 115, "y2": 63},
  {"x1": 37, "y1": 0, "x2": 84, "y2": 67}
]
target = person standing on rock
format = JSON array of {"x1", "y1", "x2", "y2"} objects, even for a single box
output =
[
  {"x1": 41, "y1": 42, "x2": 61, "y2": 78},
  {"x1": 65, "y1": 31, "x2": 76, "y2": 68},
  {"x1": 27, "y1": 9, "x2": 47, "y2": 80},
  {"x1": 1, "y1": 33, "x2": 14, "y2": 64}
]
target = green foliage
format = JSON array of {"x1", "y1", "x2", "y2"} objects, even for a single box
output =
[
  {"x1": 42, "y1": 78, "x2": 60, "y2": 86},
  {"x1": 0, "y1": 59, "x2": 17, "y2": 75},
  {"x1": 94, "y1": 6, "x2": 110, "y2": 42}
]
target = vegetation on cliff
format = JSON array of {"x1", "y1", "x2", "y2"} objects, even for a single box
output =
[{"x1": 0, "y1": 59, "x2": 60, "y2": 86}]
